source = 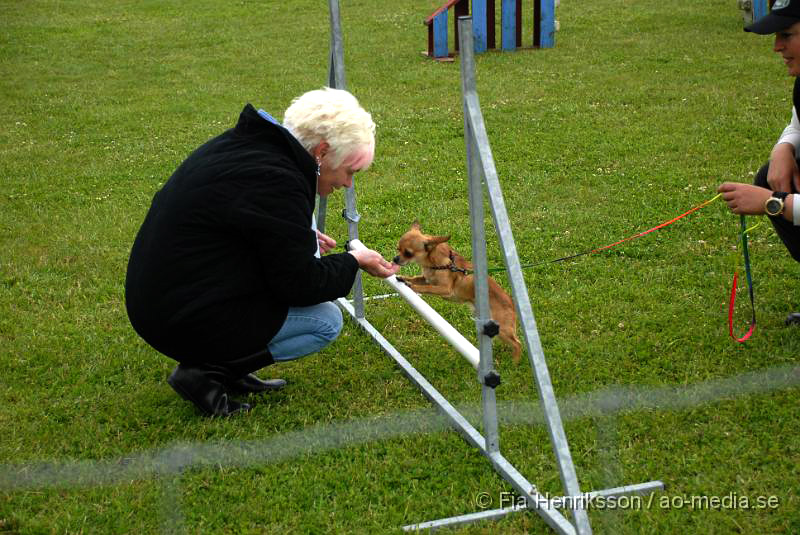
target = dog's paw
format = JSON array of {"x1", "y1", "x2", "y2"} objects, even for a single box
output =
[{"x1": 395, "y1": 276, "x2": 410, "y2": 286}]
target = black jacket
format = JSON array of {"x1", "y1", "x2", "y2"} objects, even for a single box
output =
[{"x1": 125, "y1": 104, "x2": 359, "y2": 364}]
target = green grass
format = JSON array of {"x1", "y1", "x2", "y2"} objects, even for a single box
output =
[{"x1": 1, "y1": 0, "x2": 799, "y2": 533}]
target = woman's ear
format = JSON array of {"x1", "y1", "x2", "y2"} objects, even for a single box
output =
[{"x1": 312, "y1": 141, "x2": 330, "y2": 163}]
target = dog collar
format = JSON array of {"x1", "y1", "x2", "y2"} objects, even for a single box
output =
[{"x1": 430, "y1": 251, "x2": 471, "y2": 274}]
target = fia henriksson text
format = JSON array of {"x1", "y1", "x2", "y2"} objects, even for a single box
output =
[{"x1": 490, "y1": 492, "x2": 780, "y2": 511}]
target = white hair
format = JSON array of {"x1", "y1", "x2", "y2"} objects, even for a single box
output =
[{"x1": 283, "y1": 87, "x2": 376, "y2": 170}]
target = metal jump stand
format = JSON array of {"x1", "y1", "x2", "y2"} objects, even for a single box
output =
[{"x1": 321, "y1": 4, "x2": 664, "y2": 532}]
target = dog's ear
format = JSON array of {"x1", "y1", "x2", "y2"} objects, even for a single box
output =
[
  {"x1": 424, "y1": 234, "x2": 450, "y2": 251},
  {"x1": 411, "y1": 220, "x2": 421, "y2": 230}
]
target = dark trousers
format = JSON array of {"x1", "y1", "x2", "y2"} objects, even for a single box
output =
[{"x1": 754, "y1": 160, "x2": 800, "y2": 262}]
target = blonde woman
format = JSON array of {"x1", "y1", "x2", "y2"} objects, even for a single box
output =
[{"x1": 125, "y1": 88, "x2": 398, "y2": 417}]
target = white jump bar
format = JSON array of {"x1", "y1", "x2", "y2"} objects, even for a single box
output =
[{"x1": 348, "y1": 239, "x2": 480, "y2": 369}]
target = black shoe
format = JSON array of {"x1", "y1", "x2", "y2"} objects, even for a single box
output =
[
  {"x1": 167, "y1": 365, "x2": 251, "y2": 417},
  {"x1": 785, "y1": 313, "x2": 800, "y2": 326},
  {"x1": 227, "y1": 374, "x2": 287, "y2": 394}
]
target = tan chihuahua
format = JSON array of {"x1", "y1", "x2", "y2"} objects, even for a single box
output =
[{"x1": 392, "y1": 221, "x2": 522, "y2": 363}]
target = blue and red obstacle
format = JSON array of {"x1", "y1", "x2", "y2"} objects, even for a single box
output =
[{"x1": 424, "y1": 0, "x2": 556, "y2": 59}]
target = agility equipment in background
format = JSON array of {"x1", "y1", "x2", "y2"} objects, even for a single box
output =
[
  {"x1": 738, "y1": 0, "x2": 769, "y2": 25},
  {"x1": 424, "y1": 0, "x2": 556, "y2": 60}
]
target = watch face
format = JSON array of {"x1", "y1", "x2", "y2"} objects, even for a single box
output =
[{"x1": 766, "y1": 198, "x2": 782, "y2": 216}]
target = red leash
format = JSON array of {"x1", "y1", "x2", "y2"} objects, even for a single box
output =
[
  {"x1": 728, "y1": 215, "x2": 757, "y2": 342},
  {"x1": 728, "y1": 273, "x2": 756, "y2": 342},
  {"x1": 590, "y1": 195, "x2": 722, "y2": 254},
  {"x1": 460, "y1": 193, "x2": 757, "y2": 342},
  {"x1": 503, "y1": 194, "x2": 724, "y2": 271}
]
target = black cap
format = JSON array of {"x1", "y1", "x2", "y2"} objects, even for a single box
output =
[{"x1": 745, "y1": 0, "x2": 800, "y2": 34}]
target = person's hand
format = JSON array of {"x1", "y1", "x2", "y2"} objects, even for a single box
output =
[
  {"x1": 316, "y1": 230, "x2": 337, "y2": 254},
  {"x1": 348, "y1": 249, "x2": 401, "y2": 278},
  {"x1": 766, "y1": 143, "x2": 800, "y2": 192},
  {"x1": 717, "y1": 182, "x2": 771, "y2": 215}
]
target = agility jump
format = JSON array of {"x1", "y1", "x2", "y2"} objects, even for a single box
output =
[
  {"x1": 347, "y1": 239, "x2": 481, "y2": 369},
  {"x1": 322, "y1": 2, "x2": 663, "y2": 532}
]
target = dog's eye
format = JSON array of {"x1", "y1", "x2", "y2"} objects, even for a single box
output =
[{"x1": 403, "y1": 250, "x2": 413, "y2": 258}]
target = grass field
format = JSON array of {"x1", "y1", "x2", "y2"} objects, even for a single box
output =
[{"x1": 1, "y1": 0, "x2": 799, "y2": 533}]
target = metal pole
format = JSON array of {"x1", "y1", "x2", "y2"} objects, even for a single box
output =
[
  {"x1": 343, "y1": 187, "x2": 364, "y2": 318},
  {"x1": 328, "y1": 0, "x2": 347, "y2": 90},
  {"x1": 326, "y1": 0, "x2": 365, "y2": 318},
  {"x1": 319, "y1": 0, "x2": 348, "y2": 233},
  {"x1": 458, "y1": 15, "x2": 591, "y2": 535},
  {"x1": 459, "y1": 17, "x2": 501, "y2": 456},
  {"x1": 319, "y1": 0, "x2": 346, "y2": 233},
  {"x1": 338, "y1": 297, "x2": 578, "y2": 535}
]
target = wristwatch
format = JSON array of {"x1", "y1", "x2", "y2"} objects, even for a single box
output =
[{"x1": 765, "y1": 191, "x2": 789, "y2": 217}]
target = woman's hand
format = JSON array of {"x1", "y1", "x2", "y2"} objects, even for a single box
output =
[
  {"x1": 316, "y1": 230, "x2": 337, "y2": 254},
  {"x1": 348, "y1": 249, "x2": 400, "y2": 278}
]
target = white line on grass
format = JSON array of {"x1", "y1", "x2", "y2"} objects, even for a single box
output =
[{"x1": 0, "y1": 363, "x2": 797, "y2": 490}]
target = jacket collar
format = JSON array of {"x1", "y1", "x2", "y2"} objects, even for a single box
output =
[{"x1": 235, "y1": 103, "x2": 318, "y2": 183}]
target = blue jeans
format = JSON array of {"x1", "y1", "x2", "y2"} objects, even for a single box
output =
[{"x1": 268, "y1": 302, "x2": 344, "y2": 361}]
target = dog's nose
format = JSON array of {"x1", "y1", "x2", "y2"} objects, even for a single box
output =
[{"x1": 392, "y1": 255, "x2": 402, "y2": 264}]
